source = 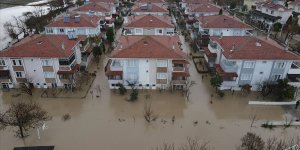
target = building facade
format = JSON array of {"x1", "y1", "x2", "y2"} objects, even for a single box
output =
[
  {"x1": 131, "y1": 3, "x2": 169, "y2": 16},
  {"x1": 184, "y1": 3, "x2": 220, "y2": 17},
  {"x1": 0, "y1": 35, "x2": 87, "y2": 89},
  {"x1": 204, "y1": 36, "x2": 300, "y2": 91},
  {"x1": 105, "y1": 35, "x2": 190, "y2": 90},
  {"x1": 123, "y1": 14, "x2": 175, "y2": 35}
]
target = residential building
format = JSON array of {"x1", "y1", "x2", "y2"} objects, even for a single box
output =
[
  {"x1": 105, "y1": 35, "x2": 190, "y2": 90},
  {"x1": 84, "y1": 0, "x2": 119, "y2": 6},
  {"x1": 45, "y1": 14, "x2": 103, "y2": 36},
  {"x1": 289, "y1": 0, "x2": 300, "y2": 25},
  {"x1": 123, "y1": 14, "x2": 174, "y2": 35},
  {"x1": 184, "y1": 3, "x2": 220, "y2": 17},
  {"x1": 131, "y1": 3, "x2": 169, "y2": 16},
  {"x1": 197, "y1": 15, "x2": 253, "y2": 36},
  {"x1": 75, "y1": 2, "x2": 117, "y2": 17},
  {"x1": 251, "y1": 1, "x2": 293, "y2": 29},
  {"x1": 180, "y1": 0, "x2": 210, "y2": 10},
  {"x1": 204, "y1": 36, "x2": 300, "y2": 91},
  {"x1": 136, "y1": 0, "x2": 165, "y2": 4},
  {"x1": 0, "y1": 34, "x2": 88, "y2": 89}
]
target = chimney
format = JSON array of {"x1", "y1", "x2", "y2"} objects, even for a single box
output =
[
  {"x1": 219, "y1": 32, "x2": 223, "y2": 39},
  {"x1": 147, "y1": 2, "x2": 152, "y2": 10},
  {"x1": 61, "y1": 42, "x2": 65, "y2": 50},
  {"x1": 255, "y1": 40, "x2": 261, "y2": 47},
  {"x1": 144, "y1": 41, "x2": 148, "y2": 45},
  {"x1": 75, "y1": 15, "x2": 80, "y2": 22},
  {"x1": 64, "y1": 14, "x2": 70, "y2": 22},
  {"x1": 172, "y1": 43, "x2": 175, "y2": 50}
]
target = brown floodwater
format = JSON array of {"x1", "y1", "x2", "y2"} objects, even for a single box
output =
[{"x1": 1, "y1": 56, "x2": 300, "y2": 150}]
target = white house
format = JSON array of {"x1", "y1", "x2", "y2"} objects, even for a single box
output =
[
  {"x1": 204, "y1": 36, "x2": 300, "y2": 91},
  {"x1": 184, "y1": 3, "x2": 220, "y2": 17},
  {"x1": 123, "y1": 14, "x2": 174, "y2": 35},
  {"x1": 197, "y1": 15, "x2": 253, "y2": 36},
  {"x1": 45, "y1": 14, "x2": 103, "y2": 36},
  {"x1": 251, "y1": 1, "x2": 293, "y2": 28},
  {"x1": 84, "y1": 0, "x2": 119, "y2": 6},
  {"x1": 0, "y1": 35, "x2": 87, "y2": 89},
  {"x1": 105, "y1": 35, "x2": 190, "y2": 90},
  {"x1": 131, "y1": 3, "x2": 169, "y2": 16},
  {"x1": 180, "y1": 0, "x2": 210, "y2": 10}
]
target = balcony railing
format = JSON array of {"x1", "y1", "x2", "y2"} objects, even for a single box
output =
[
  {"x1": 172, "y1": 80, "x2": 187, "y2": 85},
  {"x1": 208, "y1": 44, "x2": 217, "y2": 54},
  {"x1": 288, "y1": 62, "x2": 300, "y2": 74},
  {"x1": 220, "y1": 60, "x2": 238, "y2": 73},
  {"x1": 110, "y1": 60, "x2": 123, "y2": 71},
  {"x1": 172, "y1": 67, "x2": 185, "y2": 72}
]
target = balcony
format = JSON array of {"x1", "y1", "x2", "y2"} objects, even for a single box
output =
[
  {"x1": 220, "y1": 60, "x2": 238, "y2": 73},
  {"x1": 288, "y1": 62, "x2": 300, "y2": 75},
  {"x1": 0, "y1": 70, "x2": 12, "y2": 83},
  {"x1": 110, "y1": 60, "x2": 123, "y2": 71},
  {"x1": 172, "y1": 60, "x2": 188, "y2": 72},
  {"x1": 105, "y1": 60, "x2": 123, "y2": 77},
  {"x1": 172, "y1": 80, "x2": 187, "y2": 85},
  {"x1": 208, "y1": 43, "x2": 217, "y2": 54}
]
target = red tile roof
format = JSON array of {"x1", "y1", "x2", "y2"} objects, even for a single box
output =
[
  {"x1": 88, "y1": 0, "x2": 117, "y2": 3},
  {"x1": 125, "y1": 14, "x2": 173, "y2": 28},
  {"x1": 203, "y1": 47, "x2": 216, "y2": 57},
  {"x1": 0, "y1": 35, "x2": 86, "y2": 58},
  {"x1": 198, "y1": 15, "x2": 252, "y2": 29},
  {"x1": 215, "y1": 64, "x2": 238, "y2": 77},
  {"x1": 182, "y1": 0, "x2": 210, "y2": 4},
  {"x1": 111, "y1": 35, "x2": 187, "y2": 59},
  {"x1": 261, "y1": 1, "x2": 290, "y2": 11},
  {"x1": 210, "y1": 36, "x2": 300, "y2": 60},
  {"x1": 46, "y1": 14, "x2": 102, "y2": 28},
  {"x1": 137, "y1": 0, "x2": 165, "y2": 3},
  {"x1": 132, "y1": 3, "x2": 168, "y2": 13},
  {"x1": 188, "y1": 3, "x2": 220, "y2": 13},
  {"x1": 74, "y1": 2, "x2": 111, "y2": 12}
]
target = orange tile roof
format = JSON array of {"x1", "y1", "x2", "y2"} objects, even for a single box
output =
[
  {"x1": 137, "y1": 0, "x2": 165, "y2": 3},
  {"x1": 210, "y1": 36, "x2": 300, "y2": 60},
  {"x1": 198, "y1": 15, "x2": 252, "y2": 29},
  {"x1": 111, "y1": 35, "x2": 187, "y2": 59},
  {"x1": 74, "y1": 2, "x2": 111, "y2": 12},
  {"x1": 182, "y1": 0, "x2": 210, "y2": 4},
  {"x1": 125, "y1": 14, "x2": 173, "y2": 28},
  {"x1": 0, "y1": 35, "x2": 86, "y2": 58},
  {"x1": 46, "y1": 14, "x2": 102, "y2": 28},
  {"x1": 261, "y1": 1, "x2": 290, "y2": 11},
  {"x1": 188, "y1": 3, "x2": 220, "y2": 13},
  {"x1": 132, "y1": 3, "x2": 168, "y2": 13}
]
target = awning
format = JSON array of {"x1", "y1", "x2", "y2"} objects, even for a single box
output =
[
  {"x1": 172, "y1": 60, "x2": 189, "y2": 64},
  {"x1": 215, "y1": 65, "x2": 238, "y2": 77},
  {"x1": 57, "y1": 64, "x2": 80, "y2": 74},
  {"x1": 203, "y1": 47, "x2": 217, "y2": 57}
]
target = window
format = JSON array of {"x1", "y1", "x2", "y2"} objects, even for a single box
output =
[
  {"x1": 0, "y1": 59, "x2": 5, "y2": 66},
  {"x1": 243, "y1": 61, "x2": 255, "y2": 68},
  {"x1": 46, "y1": 28, "x2": 53, "y2": 33},
  {"x1": 44, "y1": 72, "x2": 55, "y2": 78},
  {"x1": 59, "y1": 28, "x2": 65, "y2": 33},
  {"x1": 274, "y1": 62, "x2": 285, "y2": 69},
  {"x1": 157, "y1": 73, "x2": 167, "y2": 79},
  {"x1": 266, "y1": 9, "x2": 268, "y2": 12},
  {"x1": 41, "y1": 59, "x2": 53, "y2": 66},
  {"x1": 271, "y1": 74, "x2": 282, "y2": 81},
  {"x1": 128, "y1": 60, "x2": 136, "y2": 67},
  {"x1": 15, "y1": 71, "x2": 25, "y2": 78},
  {"x1": 271, "y1": 10, "x2": 274, "y2": 14},
  {"x1": 135, "y1": 28, "x2": 143, "y2": 35},
  {"x1": 128, "y1": 73, "x2": 137, "y2": 81},
  {"x1": 240, "y1": 73, "x2": 252, "y2": 80},
  {"x1": 59, "y1": 54, "x2": 75, "y2": 66},
  {"x1": 12, "y1": 59, "x2": 23, "y2": 66},
  {"x1": 156, "y1": 28, "x2": 163, "y2": 35},
  {"x1": 166, "y1": 32, "x2": 174, "y2": 35},
  {"x1": 157, "y1": 60, "x2": 167, "y2": 67}
]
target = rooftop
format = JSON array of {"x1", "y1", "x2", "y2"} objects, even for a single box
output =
[
  {"x1": 46, "y1": 14, "x2": 102, "y2": 28},
  {"x1": 125, "y1": 14, "x2": 173, "y2": 28},
  {"x1": 137, "y1": 0, "x2": 165, "y2": 3},
  {"x1": 0, "y1": 35, "x2": 86, "y2": 58},
  {"x1": 111, "y1": 35, "x2": 187, "y2": 59},
  {"x1": 259, "y1": 1, "x2": 290, "y2": 11},
  {"x1": 182, "y1": 0, "x2": 210, "y2": 4},
  {"x1": 74, "y1": 2, "x2": 111, "y2": 12},
  {"x1": 198, "y1": 15, "x2": 252, "y2": 29},
  {"x1": 210, "y1": 36, "x2": 300, "y2": 60},
  {"x1": 87, "y1": 0, "x2": 117, "y2": 3},
  {"x1": 132, "y1": 3, "x2": 168, "y2": 13},
  {"x1": 188, "y1": 3, "x2": 220, "y2": 13}
]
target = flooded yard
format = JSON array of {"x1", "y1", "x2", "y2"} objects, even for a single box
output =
[{"x1": 1, "y1": 56, "x2": 299, "y2": 150}]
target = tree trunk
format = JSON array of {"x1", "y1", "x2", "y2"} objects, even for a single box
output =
[{"x1": 19, "y1": 126, "x2": 24, "y2": 138}]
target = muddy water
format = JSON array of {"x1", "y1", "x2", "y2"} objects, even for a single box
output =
[{"x1": 0, "y1": 56, "x2": 299, "y2": 150}]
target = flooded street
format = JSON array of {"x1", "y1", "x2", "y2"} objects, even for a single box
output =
[{"x1": 1, "y1": 54, "x2": 299, "y2": 150}]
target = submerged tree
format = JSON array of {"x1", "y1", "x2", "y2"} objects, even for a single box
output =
[
  {"x1": 0, "y1": 102, "x2": 50, "y2": 138},
  {"x1": 237, "y1": 132, "x2": 265, "y2": 150},
  {"x1": 106, "y1": 27, "x2": 115, "y2": 46},
  {"x1": 272, "y1": 22, "x2": 282, "y2": 38},
  {"x1": 276, "y1": 79, "x2": 295, "y2": 100},
  {"x1": 210, "y1": 74, "x2": 223, "y2": 92}
]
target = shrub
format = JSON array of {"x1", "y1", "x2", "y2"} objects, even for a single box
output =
[
  {"x1": 130, "y1": 90, "x2": 138, "y2": 101},
  {"x1": 118, "y1": 84, "x2": 127, "y2": 95},
  {"x1": 217, "y1": 90, "x2": 225, "y2": 98}
]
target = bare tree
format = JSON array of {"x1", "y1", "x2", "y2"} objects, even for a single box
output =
[
  {"x1": 237, "y1": 132, "x2": 265, "y2": 150},
  {"x1": 249, "y1": 114, "x2": 258, "y2": 128},
  {"x1": 154, "y1": 137, "x2": 210, "y2": 150},
  {"x1": 0, "y1": 102, "x2": 50, "y2": 138},
  {"x1": 155, "y1": 143, "x2": 175, "y2": 150},
  {"x1": 184, "y1": 80, "x2": 196, "y2": 101},
  {"x1": 144, "y1": 102, "x2": 157, "y2": 123}
]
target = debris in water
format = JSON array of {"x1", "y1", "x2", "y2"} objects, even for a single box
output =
[
  {"x1": 62, "y1": 114, "x2": 71, "y2": 121},
  {"x1": 193, "y1": 121, "x2": 198, "y2": 126},
  {"x1": 206, "y1": 121, "x2": 211, "y2": 125},
  {"x1": 172, "y1": 116, "x2": 175, "y2": 124},
  {"x1": 219, "y1": 126, "x2": 224, "y2": 129},
  {"x1": 118, "y1": 118, "x2": 125, "y2": 122}
]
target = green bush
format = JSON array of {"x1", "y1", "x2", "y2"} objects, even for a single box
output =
[
  {"x1": 130, "y1": 90, "x2": 138, "y2": 101},
  {"x1": 118, "y1": 84, "x2": 127, "y2": 95},
  {"x1": 217, "y1": 90, "x2": 225, "y2": 98}
]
